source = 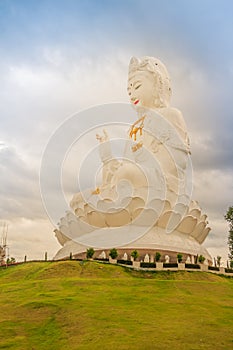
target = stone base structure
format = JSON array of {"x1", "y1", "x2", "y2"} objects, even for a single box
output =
[{"x1": 54, "y1": 225, "x2": 212, "y2": 264}]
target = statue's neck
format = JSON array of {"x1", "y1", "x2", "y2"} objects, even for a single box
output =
[{"x1": 135, "y1": 103, "x2": 170, "y2": 117}]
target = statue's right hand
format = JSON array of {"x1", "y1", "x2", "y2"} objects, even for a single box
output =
[{"x1": 96, "y1": 129, "x2": 109, "y2": 143}]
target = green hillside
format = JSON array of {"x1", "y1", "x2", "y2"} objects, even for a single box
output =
[{"x1": 0, "y1": 261, "x2": 232, "y2": 350}]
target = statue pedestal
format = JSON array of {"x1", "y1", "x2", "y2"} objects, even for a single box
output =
[
  {"x1": 200, "y1": 264, "x2": 208, "y2": 272},
  {"x1": 156, "y1": 262, "x2": 163, "y2": 270},
  {"x1": 178, "y1": 263, "x2": 185, "y2": 270},
  {"x1": 109, "y1": 257, "x2": 117, "y2": 264},
  {"x1": 133, "y1": 261, "x2": 140, "y2": 268},
  {"x1": 219, "y1": 267, "x2": 225, "y2": 274}
]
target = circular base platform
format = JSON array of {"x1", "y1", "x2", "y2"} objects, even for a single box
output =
[{"x1": 54, "y1": 225, "x2": 212, "y2": 263}]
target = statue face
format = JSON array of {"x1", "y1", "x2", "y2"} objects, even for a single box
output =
[{"x1": 127, "y1": 71, "x2": 158, "y2": 109}]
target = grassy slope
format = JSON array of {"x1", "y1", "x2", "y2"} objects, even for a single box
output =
[{"x1": 0, "y1": 261, "x2": 232, "y2": 350}]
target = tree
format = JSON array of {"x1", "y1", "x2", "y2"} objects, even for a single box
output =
[
  {"x1": 109, "y1": 248, "x2": 118, "y2": 259},
  {"x1": 198, "y1": 255, "x2": 205, "y2": 264},
  {"x1": 216, "y1": 256, "x2": 221, "y2": 267},
  {"x1": 224, "y1": 206, "x2": 233, "y2": 261},
  {"x1": 7, "y1": 257, "x2": 16, "y2": 265},
  {"x1": 155, "y1": 252, "x2": 161, "y2": 262},
  {"x1": 86, "y1": 248, "x2": 94, "y2": 259},
  {"x1": 131, "y1": 250, "x2": 139, "y2": 261},
  {"x1": 177, "y1": 253, "x2": 183, "y2": 263}
]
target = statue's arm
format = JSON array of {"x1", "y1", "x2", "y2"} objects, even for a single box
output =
[
  {"x1": 165, "y1": 108, "x2": 191, "y2": 153},
  {"x1": 96, "y1": 129, "x2": 112, "y2": 163},
  {"x1": 175, "y1": 108, "x2": 191, "y2": 153},
  {"x1": 96, "y1": 130, "x2": 121, "y2": 186}
]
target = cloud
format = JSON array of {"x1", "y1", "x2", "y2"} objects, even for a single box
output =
[
  {"x1": 191, "y1": 136, "x2": 233, "y2": 172},
  {"x1": 204, "y1": 217, "x2": 229, "y2": 264},
  {"x1": 2, "y1": 218, "x2": 60, "y2": 261},
  {"x1": 193, "y1": 169, "x2": 233, "y2": 217},
  {"x1": 0, "y1": 145, "x2": 45, "y2": 220}
]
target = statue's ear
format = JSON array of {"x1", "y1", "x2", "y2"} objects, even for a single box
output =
[{"x1": 130, "y1": 57, "x2": 140, "y2": 66}]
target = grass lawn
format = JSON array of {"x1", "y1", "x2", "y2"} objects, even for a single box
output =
[{"x1": 0, "y1": 260, "x2": 232, "y2": 349}]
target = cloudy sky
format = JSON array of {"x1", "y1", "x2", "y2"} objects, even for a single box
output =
[{"x1": 0, "y1": 0, "x2": 232, "y2": 262}]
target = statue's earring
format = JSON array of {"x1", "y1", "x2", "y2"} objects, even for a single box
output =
[{"x1": 152, "y1": 81, "x2": 161, "y2": 107}]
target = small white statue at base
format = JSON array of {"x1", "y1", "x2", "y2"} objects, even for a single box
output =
[
  {"x1": 123, "y1": 252, "x2": 128, "y2": 261},
  {"x1": 99, "y1": 251, "x2": 106, "y2": 259}
]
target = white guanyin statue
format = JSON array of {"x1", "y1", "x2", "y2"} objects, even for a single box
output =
[{"x1": 54, "y1": 56, "x2": 212, "y2": 263}]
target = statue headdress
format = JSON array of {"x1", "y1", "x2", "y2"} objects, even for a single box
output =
[{"x1": 128, "y1": 56, "x2": 172, "y2": 107}]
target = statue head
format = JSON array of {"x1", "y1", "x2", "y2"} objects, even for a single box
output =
[{"x1": 128, "y1": 56, "x2": 172, "y2": 109}]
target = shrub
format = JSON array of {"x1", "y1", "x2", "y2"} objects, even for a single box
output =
[
  {"x1": 198, "y1": 255, "x2": 205, "y2": 264},
  {"x1": 94, "y1": 258, "x2": 109, "y2": 262},
  {"x1": 208, "y1": 266, "x2": 219, "y2": 271},
  {"x1": 155, "y1": 252, "x2": 161, "y2": 262},
  {"x1": 185, "y1": 264, "x2": 200, "y2": 269},
  {"x1": 140, "y1": 262, "x2": 156, "y2": 268},
  {"x1": 230, "y1": 260, "x2": 233, "y2": 268},
  {"x1": 109, "y1": 248, "x2": 118, "y2": 259},
  {"x1": 6, "y1": 257, "x2": 16, "y2": 265},
  {"x1": 163, "y1": 263, "x2": 178, "y2": 268},
  {"x1": 117, "y1": 259, "x2": 132, "y2": 265},
  {"x1": 225, "y1": 268, "x2": 233, "y2": 273},
  {"x1": 86, "y1": 248, "x2": 95, "y2": 259},
  {"x1": 131, "y1": 250, "x2": 139, "y2": 260},
  {"x1": 177, "y1": 253, "x2": 183, "y2": 263}
]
